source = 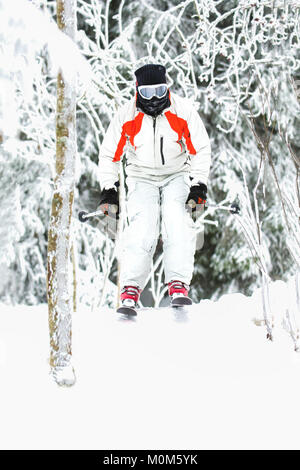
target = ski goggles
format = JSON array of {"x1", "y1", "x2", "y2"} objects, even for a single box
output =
[{"x1": 138, "y1": 83, "x2": 168, "y2": 100}]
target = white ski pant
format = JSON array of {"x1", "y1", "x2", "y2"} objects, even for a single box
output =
[{"x1": 120, "y1": 174, "x2": 196, "y2": 289}]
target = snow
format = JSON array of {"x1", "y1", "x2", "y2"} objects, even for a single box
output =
[{"x1": 0, "y1": 279, "x2": 300, "y2": 450}]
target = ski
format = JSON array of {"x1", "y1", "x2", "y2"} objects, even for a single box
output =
[
  {"x1": 171, "y1": 296, "x2": 193, "y2": 307},
  {"x1": 116, "y1": 306, "x2": 137, "y2": 316}
]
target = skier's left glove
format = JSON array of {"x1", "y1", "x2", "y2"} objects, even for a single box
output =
[
  {"x1": 186, "y1": 183, "x2": 207, "y2": 211},
  {"x1": 98, "y1": 183, "x2": 119, "y2": 219}
]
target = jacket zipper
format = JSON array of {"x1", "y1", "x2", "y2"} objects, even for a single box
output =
[
  {"x1": 153, "y1": 117, "x2": 156, "y2": 164},
  {"x1": 160, "y1": 136, "x2": 165, "y2": 165}
]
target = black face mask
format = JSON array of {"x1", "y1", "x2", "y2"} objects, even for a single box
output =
[{"x1": 136, "y1": 91, "x2": 170, "y2": 117}]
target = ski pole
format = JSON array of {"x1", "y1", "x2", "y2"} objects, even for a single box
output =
[
  {"x1": 187, "y1": 201, "x2": 240, "y2": 215},
  {"x1": 206, "y1": 203, "x2": 240, "y2": 214},
  {"x1": 78, "y1": 205, "x2": 118, "y2": 223},
  {"x1": 79, "y1": 202, "x2": 240, "y2": 223}
]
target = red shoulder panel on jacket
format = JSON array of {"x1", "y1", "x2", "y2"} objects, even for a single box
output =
[
  {"x1": 113, "y1": 112, "x2": 144, "y2": 162},
  {"x1": 165, "y1": 110, "x2": 196, "y2": 155}
]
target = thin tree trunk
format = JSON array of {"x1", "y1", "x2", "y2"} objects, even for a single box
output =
[{"x1": 47, "y1": 0, "x2": 77, "y2": 379}]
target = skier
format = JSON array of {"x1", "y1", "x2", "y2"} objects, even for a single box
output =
[{"x1": 98, "y1": 64, "x2": 211, "y2": 313}]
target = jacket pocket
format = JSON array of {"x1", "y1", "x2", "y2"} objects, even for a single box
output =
[{"x1": 160, "y1": 136, "x2": 165, "y2": 165}]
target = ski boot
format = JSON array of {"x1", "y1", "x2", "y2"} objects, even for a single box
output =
[
  {"x1": 168, "y1": 280, "x2": 193, "y2": 307},
  {"x1": 116, "y1": 285, "x2": 141, "y2": 316}
]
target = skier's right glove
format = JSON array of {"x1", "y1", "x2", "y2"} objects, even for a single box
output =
[
  {"x1": 186, "y1": 183, "x2": 207, "y2": 211},
  {"x1": 98, "y1": 183, "x2": 119, "y2": 219}
]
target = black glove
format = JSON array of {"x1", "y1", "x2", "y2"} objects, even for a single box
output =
[
  {"x1": 186, "y1": 183, "x2": 207, "y2": 210},
  {"x1": 98, "y1": 183, "x2": 119, "y2": 218}
]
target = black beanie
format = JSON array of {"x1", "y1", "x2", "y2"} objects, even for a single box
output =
[{"x1": 135, "y1": 64, "x2": 166, "y2": 86}]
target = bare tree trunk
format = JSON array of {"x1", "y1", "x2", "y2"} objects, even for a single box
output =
[{"x1": 47, "y1": 0, "x2": 77, "y2": 386}]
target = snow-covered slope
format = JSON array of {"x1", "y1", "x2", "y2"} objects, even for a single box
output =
[{"x1": 0, "y1": 280, "x2": 299, "y2": 450}]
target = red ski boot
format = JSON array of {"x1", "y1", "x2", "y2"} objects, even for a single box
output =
[
  {"x1": 168, "y1": 280, "x2": 193, "y2": 307},
  {"x1": 117, "y1": 285, "x2": 141, "y2": 316}
]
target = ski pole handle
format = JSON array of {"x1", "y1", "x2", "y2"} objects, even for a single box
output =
[
  {"x1": 187, "y1": 199, "x2": 206, "y2": 210},
  {"x1": 108, "y1": 204, "x2": 118, "y2": 214},
  {"x1": 187, "y1": 199, "x2": 197, "y2": 210}
]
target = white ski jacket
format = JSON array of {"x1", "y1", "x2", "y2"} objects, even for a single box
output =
[{"x1": 98, "y1": 92, "x2": 211, "y2": 189}]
